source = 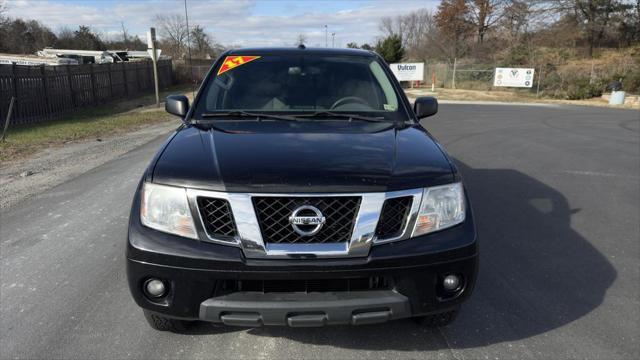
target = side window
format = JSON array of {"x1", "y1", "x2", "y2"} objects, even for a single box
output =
[
  {"x1": 206, "y1": 74, "x2": 233, "y2": 110},
  {"x1": 369, "y1": 61, "x2": 398, "y2": 111}
]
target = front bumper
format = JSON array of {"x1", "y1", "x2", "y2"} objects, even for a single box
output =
[
  {"x1": 126, "y1": 195, "x2": 478, "y2": 325},
  {"x1": 200, "y1": 291, "x2": 410, "y2": 327}
]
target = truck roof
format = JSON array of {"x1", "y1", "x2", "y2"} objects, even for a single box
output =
[{"x1": 226, "y1": 46, "x2": 376, "y2": 57}]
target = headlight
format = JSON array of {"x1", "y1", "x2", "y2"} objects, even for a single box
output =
[
  {"x1": 140, "y1": 182, "x2": 197, "y2": 239},
  {"x1": 412, "y1": 182, "x2": 465, "y2": 237}
]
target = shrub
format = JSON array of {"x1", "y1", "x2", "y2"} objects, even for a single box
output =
[
  {"x1": 564, "y1": 79, "x2": 604, "y2": 100},
  {"x1": 616, "y1": 70, "x2": 640, "y2": 93}
]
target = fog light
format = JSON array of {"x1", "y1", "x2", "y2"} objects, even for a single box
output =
[
  {"x1": 442, "y1": 275, "x2": 460, "y2": 291},
  {"x1": 144, "y1": 279, "x2": 166, "y2": 298}
]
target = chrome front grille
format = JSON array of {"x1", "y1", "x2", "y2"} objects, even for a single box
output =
[
  {"x1": 187, "y1": 188, "x2": 423, "y2": 258},
  {"x1": 375, "y1": 196, "x2": 413, "y2": 239},
  {"x1": 197, "y1": 197, "x2": 237, "y2": 239},
  {"x1": 252, "y1": 197, "x2": 361, "y2": 244}
]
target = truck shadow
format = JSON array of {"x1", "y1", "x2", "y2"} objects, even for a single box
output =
[{"x1": 186, "y1": 161, "x2": 616, "y2": 351}]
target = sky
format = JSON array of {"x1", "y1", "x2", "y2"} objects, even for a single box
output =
[{"x1": 3, "y1": 0, "x2": 439, "y2": 47}]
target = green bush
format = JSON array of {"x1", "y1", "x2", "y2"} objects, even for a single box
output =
[
  {"x1": 617, "y1": 70, "x2": 640, "y2": 93},
  {"x1": 564, "y1": 78, "x2": 604, "y2": 100}
]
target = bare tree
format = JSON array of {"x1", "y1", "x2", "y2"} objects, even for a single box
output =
[
  {"x1": 467, "y1": 0, "x2": 507, "y2": 44},
  {"x1": 295, "y1": 33, "x2": 307, "y2": 46},
  {"x1": 435, "y1": 0, "x2": 473, "y2": 58},
  {"x1": 535, "y1": 0, "x2": 630, "y2": 57},
  {"x1": 190, "y1": 25, "x2": 213, "y2": 57},
  {"x1": 155, "y1": 14, "x2": 189, "y2": 58},
  {"x1": 379, "y1": 9, "x2": 449, "y2": 60},
  {"x1": 404, "y1": 9, "x2": 445, "y2": 59},
  {"x1": 502, "y1": 0, "x2": 531, "y2": 39},
  {"x1": 617, "y1": 0, "x2": 640, "y2": 45},
  {"x1": 0, "y1": 0, "x2": 8, "y2": 26},
  {"x1": 1, "y1": 17, "x2": 57, "y2": 53}
]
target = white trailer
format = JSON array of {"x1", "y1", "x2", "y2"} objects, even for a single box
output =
[
  {"x1": 0, "y1": 54, "x2": 79, "y2": 66},
  {"x1": 37, "y1": 48, "x2": 124, "y2": 64},
  {"x1": 115, "y1": 50, "x2": 170, "y2": 61}
]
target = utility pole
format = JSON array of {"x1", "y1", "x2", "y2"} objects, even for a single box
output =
[
  {"x1": 331, "y1": 33, "x2": 335, "y2": 47},
  {"x1": 324, "y1": 25, "x2": 328, "y2": 47},
  {"x1": 147, "y1": 27, "x2": 160, "y2": 107},
  {"x1": 536, "y1": 66, "x2": 543, "y2": 98},
  {"x1": 452, "y1": 57, "x2": 457, "y2": 89}
]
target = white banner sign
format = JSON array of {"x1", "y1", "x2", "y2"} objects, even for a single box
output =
[
  {"x1": 390, "y1": 62, "x2": 424, "y2": 82},
  {"x1": 147, "y1": 49, "x2": 162, "y2": 59},
  {"x1": 494, "y1": 67, "x2": 535, "y2": 88}
]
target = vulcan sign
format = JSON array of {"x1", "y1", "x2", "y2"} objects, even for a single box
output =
[{"x1": 390, "y1": 62, "x2": 424, "y2": 82}]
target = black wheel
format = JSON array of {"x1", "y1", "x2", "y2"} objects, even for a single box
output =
[
  {"x1": 143, "y1": 310, "x2": 192, "y2": 332},
  {"x1": 412, "y1": 308, "x2": 459, "y2": 327}
]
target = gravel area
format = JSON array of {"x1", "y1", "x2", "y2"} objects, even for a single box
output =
[{"x1": 0, "y1": 120, "x2": 177, "y2": 210}]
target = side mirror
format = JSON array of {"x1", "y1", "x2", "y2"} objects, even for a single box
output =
[
  {"x1": 413, "y1": 96, "x2": 438, "y2": 119},
  {"x1": 165, "y1": 95, "x2": 189, "y2": 117}
]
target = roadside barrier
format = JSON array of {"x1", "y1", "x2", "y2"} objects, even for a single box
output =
[{"x1": 0, "y1": 60, "x2": 173, "y2": 125}]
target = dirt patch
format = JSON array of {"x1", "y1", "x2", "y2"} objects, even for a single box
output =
[
  {"x1": 0, "y1": 119, "x2": 177, "y2": 210},
  {"x1": 0, "y1": 86, "x2": 192, "y2": 210},
  {"x1": 0, "y1": 85, "x2": 193, "y2": 163}
]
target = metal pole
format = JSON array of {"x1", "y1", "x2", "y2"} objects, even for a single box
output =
[
  {"x1": 151, "y1": 40, "x2": 160, "y2": 107},
  {"x1": 1, "y1": 97, "x2": 15, "y2": 142},
  {"x1": 443, "y1": 63, "x2": 448, "y2": 89},
  {"x1": 331, "y1": 33, "x2": 335, "y2": 47},
  {"x1": 536, "y1": 66, "x2": 543, "y2": 98},
  {"x1": 431, "y1": 71, "x2": 436, "y2": 92},
  {"x1": 324, "y1": 25, "x2": 328, "y2": 47},
  {"x1": 452, "y1": 58, "x2": 457, "y2": 89},
  {"x1": 149, "y1": 27, "x2": 160, "y2": 107}
]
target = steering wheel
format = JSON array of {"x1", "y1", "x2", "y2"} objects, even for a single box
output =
[{"x1": 330, "y1": 96, "x2": 370, "y2": 110}]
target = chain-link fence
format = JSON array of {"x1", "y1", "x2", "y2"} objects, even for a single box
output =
[
  {"x1": 407, "y1": 62, "x2": 526, "y2": 91},
  {"x1": 410, "y1": 57, "x2": 639, "y2": 100},
  {"x1": 173, "y1": 59, "x2": 214, "y2": 85},
  {"x1": 171, "y1": 56, "x2": 639, "y2": 101}
]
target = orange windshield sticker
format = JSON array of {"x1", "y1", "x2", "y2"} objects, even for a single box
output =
[{"x1": 217, "y1": 56, "x2": 261, "y2": 75}]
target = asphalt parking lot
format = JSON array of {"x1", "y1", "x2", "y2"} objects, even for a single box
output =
[{"x1": 1, "y1": 103, "x2": 638, "y2": 359}]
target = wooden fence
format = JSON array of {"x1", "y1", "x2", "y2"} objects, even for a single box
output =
[{"x1": 0, "y1": 60, "x2": 172, "y2": 125}]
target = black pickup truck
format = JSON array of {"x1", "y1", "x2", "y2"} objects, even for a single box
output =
[{"x1": 126, "y1": 47, "x2": 478, "y2": 331}]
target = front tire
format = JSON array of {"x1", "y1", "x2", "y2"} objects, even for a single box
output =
[
  {"x1": 413, "y1": 308, "x2": 459, "y2": 327},
  {"x1": 143, "y1": 310, "x2": 192, "y2": 332}
]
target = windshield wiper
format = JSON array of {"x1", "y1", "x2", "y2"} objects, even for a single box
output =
[
  {"x1": 197, "y1": 111, "x2": 301, "y2": 123},
  {"x1": 294, "y1": 111, "x2": 388, "y2": 123},
  {"x1": 197, "y1": 110, "x2": 391, "y2": 124}
]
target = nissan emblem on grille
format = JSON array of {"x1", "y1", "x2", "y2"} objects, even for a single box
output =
[{"x1": 288, "y1": 205, "x2": 326, "y2": 236}]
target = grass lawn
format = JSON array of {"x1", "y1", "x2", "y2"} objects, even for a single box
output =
[
  {"x1": 0, "y1": 85, "x2": 192, "y2": 163},
  {"x1": 405, "y1": 88, "x2": 639, "y2": 109}
]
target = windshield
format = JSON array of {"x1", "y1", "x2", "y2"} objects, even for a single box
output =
[{"x1": 192, "y1": 54, "x2": 406, "y2": 121}]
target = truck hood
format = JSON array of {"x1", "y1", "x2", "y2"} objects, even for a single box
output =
[{"x1": 152, "y1": 121, "x2": 454, "y2": 193}]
